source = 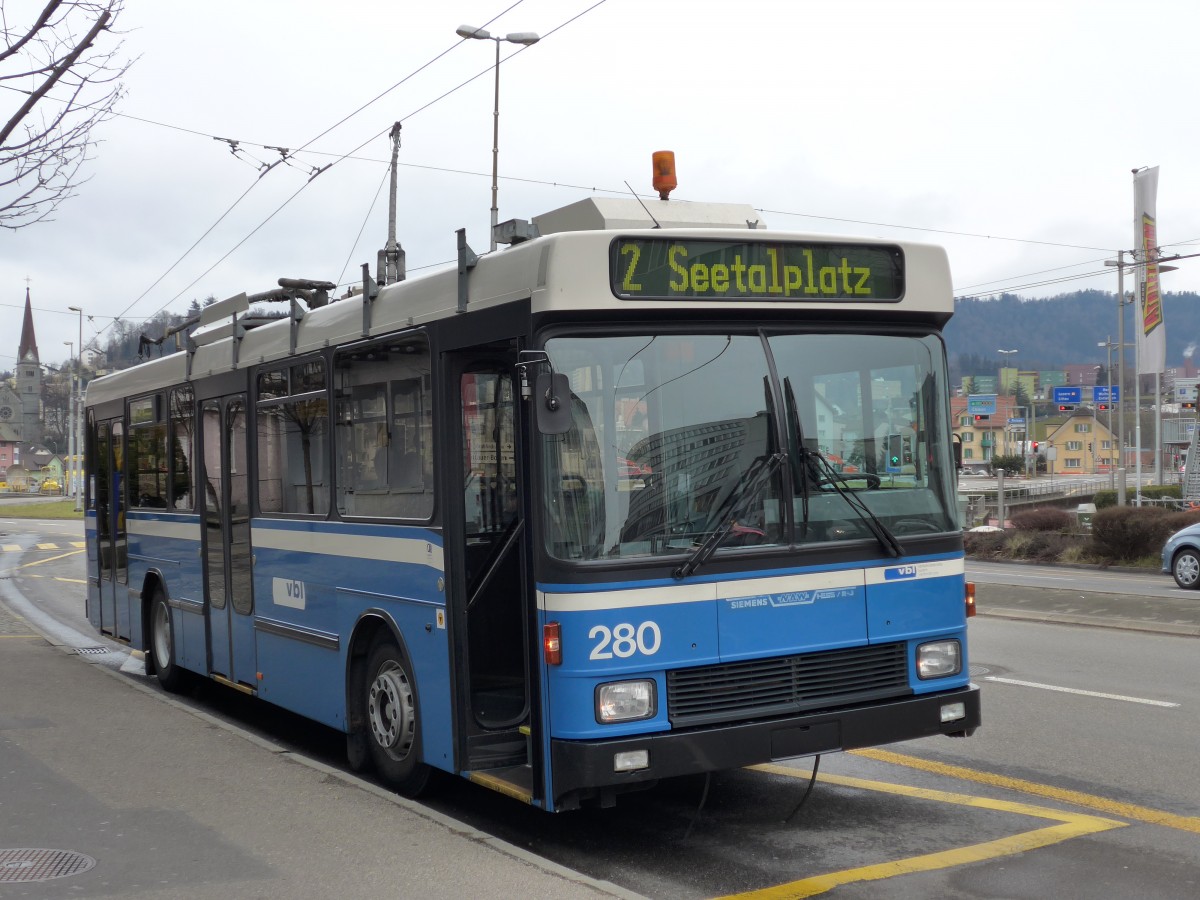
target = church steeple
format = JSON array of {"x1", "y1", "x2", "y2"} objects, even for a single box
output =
[{"x1": 18, "y1": 287, "x2": 38, "y2": 363}]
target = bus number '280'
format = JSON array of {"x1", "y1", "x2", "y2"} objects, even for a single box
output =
[{"x1": 589, "y1": 622, "x2": 662, "y2": 660}]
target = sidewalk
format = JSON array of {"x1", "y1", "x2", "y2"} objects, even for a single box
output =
[
  {"x1": 0, "y1": 601, "x2": 637, "y2": 899},
  {"x1": 975, "y1": 571, "x2": 1200, "y2": 637}
]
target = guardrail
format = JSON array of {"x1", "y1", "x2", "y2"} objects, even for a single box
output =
[{"x1": 958, "y1": 474, "x2": 1176, "y2": 527}]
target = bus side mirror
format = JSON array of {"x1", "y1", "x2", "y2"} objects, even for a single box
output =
[{"x1": 534, "y1": 372, "x2": 572, "y2": 435}]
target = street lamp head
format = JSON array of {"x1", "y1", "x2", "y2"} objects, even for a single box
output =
[
  {"x1": 456, "y1": 24, "x2": 492, "y2": 39},
  {"x1": 505, "y1": 31, "x2": 540, "y2": 45},
  {"x1": 67, "y1": 305, "x2": 82, "y2": 313}
]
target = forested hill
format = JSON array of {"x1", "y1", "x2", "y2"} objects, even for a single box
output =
[{"x1": 944, "y1": 290, "x2": 1200, "y2": 380}]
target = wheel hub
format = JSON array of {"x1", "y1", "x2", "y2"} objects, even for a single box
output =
[
  {"x1": 367, "y1": 661, "x2": 414, "y2": 759},
  {"x1": 153, "y1": 602, "x2": 172, "y2": 669}
]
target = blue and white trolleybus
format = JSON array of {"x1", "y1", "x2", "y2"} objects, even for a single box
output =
[{"x1": 84, "y1": 189, "x2": 980, "y2": 811}]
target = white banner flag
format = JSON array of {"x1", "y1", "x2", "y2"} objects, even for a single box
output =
[{"x1": 1134, "y1": 166, "x2": 1165, "y2": 374}]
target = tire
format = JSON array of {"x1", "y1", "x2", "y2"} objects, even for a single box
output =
[
  {"x1": 150, "y1": 588, "x2": 188, "y2": 692},
  {"x1": 1173, "y1": 550, "x2": 1200, "y2": 589},
  {"x1": 362, "y1": 639, "x2": 432, "y2": 796}
]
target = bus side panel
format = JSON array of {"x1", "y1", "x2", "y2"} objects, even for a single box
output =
[
  {"x1": 341, "y1": 595, "x2": 454, "y2": 773},
  {"x1": 130, "y1": 514, "x2": 206, "y2": 673},
  {"x1": 540, "y1": 592, "x2": 719, "y2": 741},
  {"x1": 250, "y1": 523, "x2": 453, "y2": 769},
  {"x1": 126, "y1": 514, "x2": 199, "y2": 648}
]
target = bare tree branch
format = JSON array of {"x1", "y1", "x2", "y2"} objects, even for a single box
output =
[{"x1": 1, "y1": 1, "x2": 133, "y2": 229}]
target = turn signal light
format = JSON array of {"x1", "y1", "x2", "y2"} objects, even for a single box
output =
[
  {"x1": 965, "y1": 581, "x2": 976, "y2": 618},
  {"x1": 544, "y1": 622, "x2": 562, "y2": 666}
]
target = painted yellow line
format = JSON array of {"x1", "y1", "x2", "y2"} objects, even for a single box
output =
[
  {"x1": 2, "y1": 544, "x2": 20, "y2": 552},
  {"x1": 52, "y1": 576, "x2": 87, "y2": 584},
  {"x1": 10, "y1": 548, "x2": 84, "y2": 570},
  {"x1": 855, "y1": 748, "x2": 1200, "y2": 834},
  {"x1": 0, "y1": 634, "x2": 38, "y2": 639},
  {"x1": 719, "y1": 764, "x2": 1124, "y2": 900},
  {"x1": 36, "y1": 542, "x2": 59, "y2": 550}
]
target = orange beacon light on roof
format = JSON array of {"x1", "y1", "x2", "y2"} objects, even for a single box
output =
[{"x1": 652, "y1": 150, "x2": 677, "y2": 199}]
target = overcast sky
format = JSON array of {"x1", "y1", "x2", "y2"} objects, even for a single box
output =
[{"x1": 4, "y1": 0, "x2": 1199, "y2": 372}]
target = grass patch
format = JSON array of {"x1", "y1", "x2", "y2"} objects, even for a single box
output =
[{"x1": 0, "y1": 499, "x2": 84, "y2": 520}]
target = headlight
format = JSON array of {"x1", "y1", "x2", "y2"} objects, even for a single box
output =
[
  {"x1": 596, "y1": 680, "x2": 656, "y2": 723},
  {"x1": 917, "y1": 640, "x2": 962, "y2": 679}
]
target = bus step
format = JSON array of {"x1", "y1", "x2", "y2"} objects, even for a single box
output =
[
  {"x1": 466, "y1": 733, "x2": 527, "y2": 769},
  {"x1": 468, "y1": 764, "x2": 534, "y2": 804}
]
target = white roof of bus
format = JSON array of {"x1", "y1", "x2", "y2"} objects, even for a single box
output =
[
  {"x1": 85, "y1": 200, "x2": 952, "y2": 407},
  {"x1": 534, "y1": 197, "x2": 766, "y2": 233}
]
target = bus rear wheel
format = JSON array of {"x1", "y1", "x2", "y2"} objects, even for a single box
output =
[
  {"x1": 150, "y1": 588, "x2": 187, "y2": 693},
  {"x1": 363, "y1": 640, "x2": 432, "y2": 796}
]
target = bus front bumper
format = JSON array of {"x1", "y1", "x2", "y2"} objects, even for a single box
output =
[{"x1": 550, "y1": 683, "x2": 980, "y2": 810}]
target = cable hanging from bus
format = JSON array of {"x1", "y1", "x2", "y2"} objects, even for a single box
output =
[{"x1": 83, "y1": 152, "x2": 979, "y2": 812}]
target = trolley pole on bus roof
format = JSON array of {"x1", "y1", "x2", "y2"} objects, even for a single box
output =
[{"x1": 455, "y1": 24, "x2": 540, "y2": 252}]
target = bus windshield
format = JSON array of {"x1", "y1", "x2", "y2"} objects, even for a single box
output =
[{"x1": 540, "y1": 331, "x2": 957, "y2": 562}]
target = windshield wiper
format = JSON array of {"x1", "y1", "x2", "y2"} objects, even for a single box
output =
[
  {"x1": 783, "y1": 377, "x2": 903, "y2": 559},
  {"x1": 673, "y1": 451, "x2": 786, "y2": 580},
  {"x1": 805, "y1": 449, "x2": 904, "y2": 558}
]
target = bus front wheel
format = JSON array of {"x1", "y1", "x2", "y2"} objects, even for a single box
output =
[
  {"x1": 363, "y1": 639, "x2": 432, "y2": 796},
  {"x1": 150, "y1": 588, "x2": 187, "y2": 693}
]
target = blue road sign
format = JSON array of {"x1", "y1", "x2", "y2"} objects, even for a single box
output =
[
  {"x1": 967, "y1": 393, "x2": 997, "y2": 416},
  {"x1": 1052, "y1": 386, "x2": 1082, "y2": 404},
  {"x1": 1092, "y1": 385, "x2": 1120, "y2": 403}
]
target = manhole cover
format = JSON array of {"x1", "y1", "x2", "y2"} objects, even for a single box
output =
[
  {"x1": 0, "y1": 849, "x2": 96, "y2": 883},
  {"x1": 74, "y1": 647, "x2": 109, "y2": 656},
  {"x1": 970, "y1": 664, "x2": 991, "y2": 676}
]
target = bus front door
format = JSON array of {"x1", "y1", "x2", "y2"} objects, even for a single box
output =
[
  {"x1": 200, "y1": 395, "x2": 257, "y2": 690},
  {"x1": 445, "y1": 346, "x2": 535, "y2": 798}
]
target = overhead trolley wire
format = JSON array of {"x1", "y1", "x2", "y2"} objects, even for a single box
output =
[{"x1": 117, "y1": 0, "x2": 616, "y2": 330}]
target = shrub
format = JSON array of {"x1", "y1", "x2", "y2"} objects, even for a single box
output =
[
  {"x1": 989, "y1": 454, "x2": 1026, "y2": 476},
  {"x1": 1011, "y1": 508, "x2": 1072, "y2": 532},
  {"x1": 1095, "y1": 485, "x2": 1181, "y2": 509},
  {"x1": 962, "y1": 531, "x2": 1007, "y2": 557},
  {"x1": 991, "y1": 531, "x2": 1076, "y2": 562},
  {"x1": 1089, "y1": 506, "x2": 1175, "y2": 561}
]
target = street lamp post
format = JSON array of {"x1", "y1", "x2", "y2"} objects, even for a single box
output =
[
  {"x1": 455, "y1": 24, "x2": 541, "y2": 252},
  {"x1": 63, "y1": 340, "x2": 73, "y2": 501},
  {"x1": 68, "y1": 305, "x2": 84, "y2": 510}
]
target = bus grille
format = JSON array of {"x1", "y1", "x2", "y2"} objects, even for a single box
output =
[{"x1": 666, "y1": 642, "x2": 910, "y2": 728}]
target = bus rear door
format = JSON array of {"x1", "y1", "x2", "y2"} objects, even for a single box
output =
[
  {"x1": 199, "y1": 395, "x2": 257, "y2": 690},
  {"x1": 92, "y1": 417, "x2": 129, "y2": 639}
]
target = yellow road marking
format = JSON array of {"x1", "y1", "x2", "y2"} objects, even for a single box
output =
[
  {"x1": 2, "y1": 544, "x2": 20, "y2": 552},
  {"x1": 52, "y1": 576, "x2": 87, "y2": 584},
  {"x1": 36, "y1": 542, "x2": 58, "y2": 550},
  {"x1": 720, "y1": 764, "x2": 1124, "y2": 899},
  {"x1": 9, "y1": 548, "x2": 84, "y2": 570},
  {"x1": 855, "y1": 748, "x2": 1200, "y2": 834}
]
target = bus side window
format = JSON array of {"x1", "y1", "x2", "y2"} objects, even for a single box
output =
[{"x1": 334, "y1": 335, "x2": 434, "y2": 520}]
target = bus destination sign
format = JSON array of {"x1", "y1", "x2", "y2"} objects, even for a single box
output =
[{"x1": 612, "y1": 238, "x2": 905, "y2": 302}]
